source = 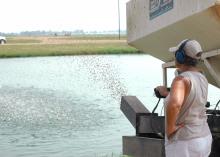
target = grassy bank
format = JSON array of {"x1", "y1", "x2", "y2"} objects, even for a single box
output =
[{"x1": 0, "y1": 36, "x2": 141, "y2": 58}]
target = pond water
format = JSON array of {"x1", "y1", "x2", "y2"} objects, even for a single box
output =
[{"x1": 0, "y1": 55, "x2": 219, "y2": 157}]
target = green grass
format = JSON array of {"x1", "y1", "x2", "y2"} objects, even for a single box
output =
[
  {"x1": 0, "y1": 36, "x2": 141, "y2": 58},
  {"x1": 0, "y1": 42, "x2": 140, "y2": 58}
]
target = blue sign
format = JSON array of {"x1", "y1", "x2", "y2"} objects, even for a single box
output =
[{"x1": 149, "y1": 0, "x2": 173, "y2": 20}]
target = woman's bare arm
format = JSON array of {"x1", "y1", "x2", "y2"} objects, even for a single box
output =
[{"x1": 166, "y1": 76, "x2": 190, "y2": 139}]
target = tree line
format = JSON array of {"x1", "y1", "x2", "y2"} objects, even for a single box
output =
[{"x1": 0, "y1": 30, "x2": 126, "y2": 36}]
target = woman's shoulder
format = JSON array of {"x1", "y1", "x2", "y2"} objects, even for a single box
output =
[
  {"x1": 172, "y1": 75, "x2": 190, "y2": 90},
  {"x1": 172, "y1": 72, "x2": 192, "y2": 91},
  {"x1": 174, "y1": 73, "x2": 191, "y2": 82}
]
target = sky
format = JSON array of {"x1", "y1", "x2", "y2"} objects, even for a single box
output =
[{"x1": 1, "y1": 0, "x2": 130, "y2": 33}]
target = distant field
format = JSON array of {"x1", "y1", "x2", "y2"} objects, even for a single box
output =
[{"x1": 0, "y1": 35, "x2": 141, "y2": 58}]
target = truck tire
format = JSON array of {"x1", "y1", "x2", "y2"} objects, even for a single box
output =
[
  {"x1": 0, "y1": 39, "x2": 6, "y2": 45},
  {"x1": 0, "y1": 40, "x2": 6, "y2": 44}
]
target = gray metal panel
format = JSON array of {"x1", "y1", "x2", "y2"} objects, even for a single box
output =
[
  {"x1": 123, "y1": 136, "x2": 165, "y2": 157},
  {"x1": 120, "y1": 96, "x2": 150, "y2": 128},
  {"x1": 138, "y1": 115, "x2": 165, "y2": 134}
]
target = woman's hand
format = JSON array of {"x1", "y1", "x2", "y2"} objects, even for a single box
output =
[
  {"x1": 167, "y1": 123, "x2": 184, "y2": 139},
  {"x1": 155, "y1": 86, "x2": 169, "y2": 97}
]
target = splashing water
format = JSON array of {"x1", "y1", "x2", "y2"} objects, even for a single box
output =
[
  {"x1": 0, "y1": 55, "x2": 167, "y2": 157},
  {"x1": 78, "y1": 55, "x2": 128, "y2": 102}
]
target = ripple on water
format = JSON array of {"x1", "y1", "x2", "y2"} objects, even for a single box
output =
[
  {"x1": 0, "y1": 55, "x2": 140, "y2": 157},
  {"x1": 0, "y1": 86, "x2": 113, "y2": 131}
]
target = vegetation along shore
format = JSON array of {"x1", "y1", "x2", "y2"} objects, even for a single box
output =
[{"x1": 0, "y1": 35, "x2": 141, "y2": 58}]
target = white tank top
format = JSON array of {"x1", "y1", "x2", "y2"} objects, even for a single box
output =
[{"x1": 164, "y1": 71, "x2": 211, "y2": 141}]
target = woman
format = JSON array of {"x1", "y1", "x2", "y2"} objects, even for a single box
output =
[{"x1": 156, "y1": 39, "x2": 212, "y2": 157}]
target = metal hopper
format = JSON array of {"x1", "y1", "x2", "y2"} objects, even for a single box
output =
[{"x1": 127, "y1": 0, "x2": 220, "y2": 88}]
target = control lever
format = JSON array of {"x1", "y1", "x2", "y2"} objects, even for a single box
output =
[{"x1": 154, "y1": 88, "x2": 170, "y2": 99}]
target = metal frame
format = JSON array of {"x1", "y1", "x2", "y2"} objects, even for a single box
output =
[
  {"x1": 162, "y1": 49, "x2": 220, "y2": 87},
  {"x1": 162, "y1": 61, "x2": 175, "y2": 87},
  {"x1": 201, "y1": 49, "x2": 220, "y2": 87}
]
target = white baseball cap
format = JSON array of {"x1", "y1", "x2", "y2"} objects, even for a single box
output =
[{"x1": 169, "y1": 39, "x2": 202, "y2": 59}]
